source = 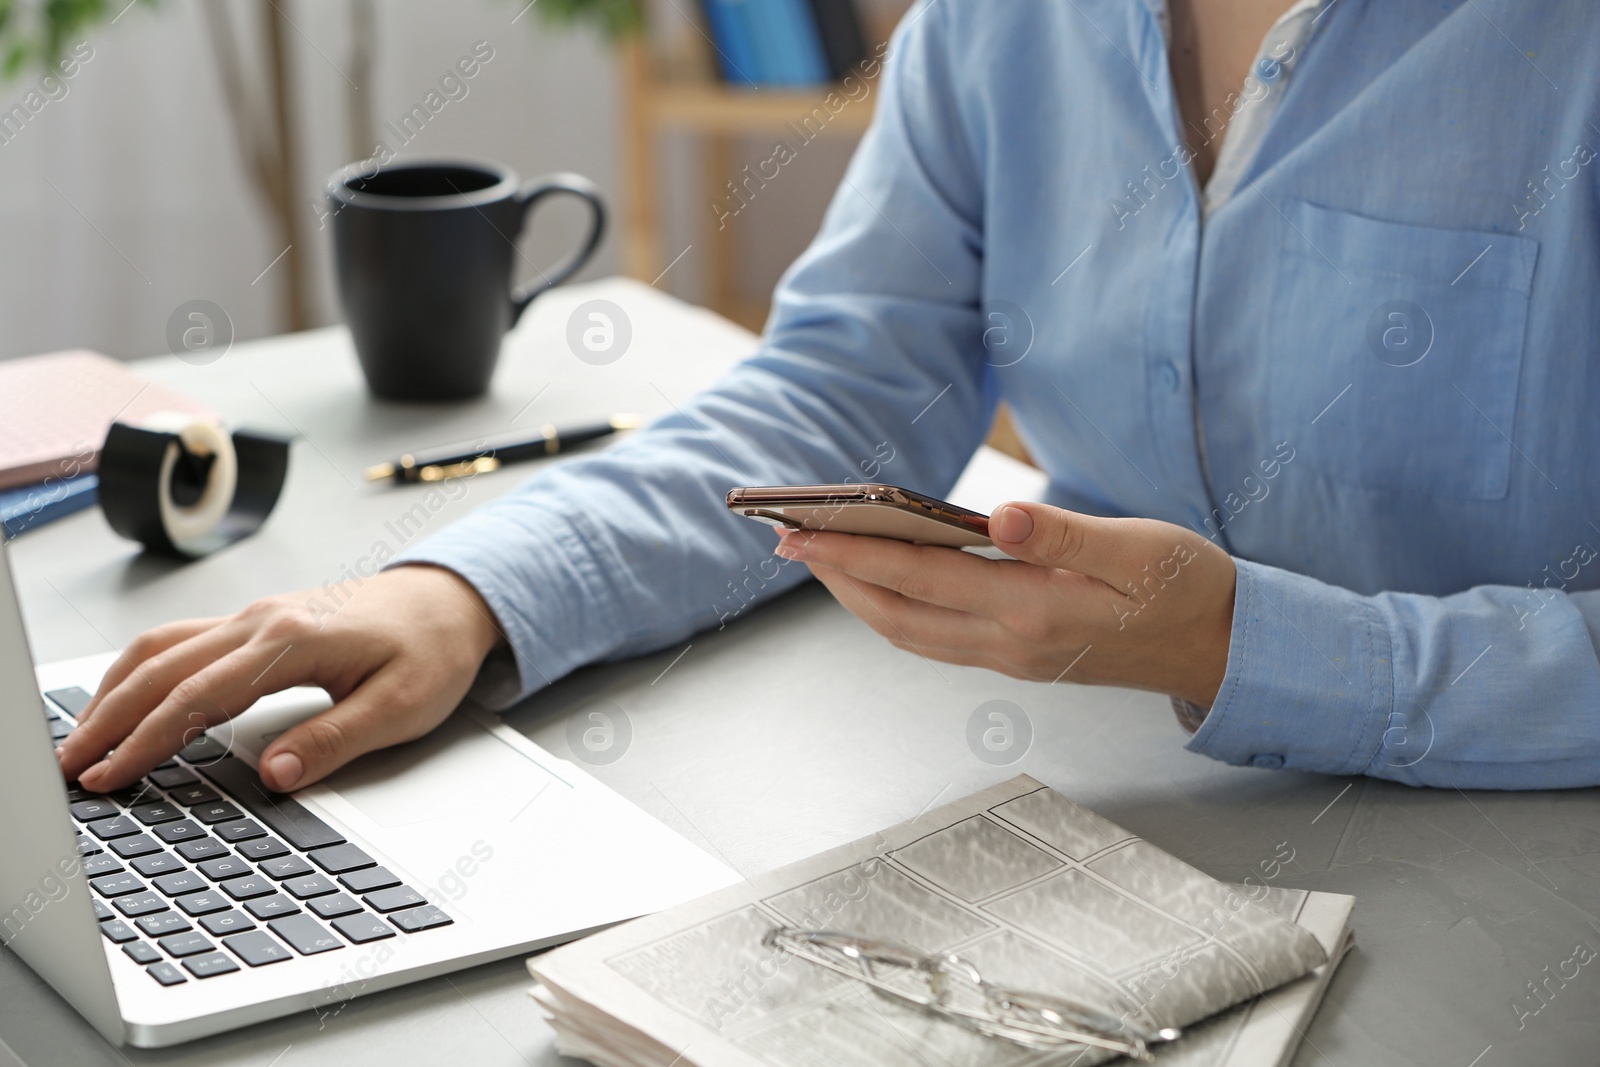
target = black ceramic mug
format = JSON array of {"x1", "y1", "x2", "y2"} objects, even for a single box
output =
[{"x1": 326, "y1": 159, "x2": 605, "y2": 401}]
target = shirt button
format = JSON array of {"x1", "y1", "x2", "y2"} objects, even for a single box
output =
[
  {"x1": 1159, "y1": 361, "x2": 1181, "y2": 392},
  {"x1": 1249, "y1": 753, "x2": 1286, "y2": 770}
]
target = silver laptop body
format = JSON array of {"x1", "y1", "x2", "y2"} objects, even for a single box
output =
[{"x1": 0, "y1": 542, "x2": 735, "y2": 1047}]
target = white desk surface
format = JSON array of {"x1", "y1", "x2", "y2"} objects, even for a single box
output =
[{"x1": 3, "y1": 279, "x2": 1595, "y2": 1067}]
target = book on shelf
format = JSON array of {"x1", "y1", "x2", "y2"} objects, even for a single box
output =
[
  {"x1": 699, "y1": 0, "x2": 865, "y2": 87},
  {"x1": 761, "y1": 0, "x2": 832, "y2": 85},
  {"x1": 805, "y1": 0, "x2": 868, "y2": 79},
  {"x1": 701, "y1": 0, "x2": 760, "y2": 87}
]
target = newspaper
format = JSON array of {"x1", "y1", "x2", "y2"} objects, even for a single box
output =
[{"x1": 529, "y1": 776, "x2": 1355, "y2": 1067}]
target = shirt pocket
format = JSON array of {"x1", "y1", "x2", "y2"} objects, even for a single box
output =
[{"x1": 1268, "y1": 201, "x2": 1538, "y2": 500}]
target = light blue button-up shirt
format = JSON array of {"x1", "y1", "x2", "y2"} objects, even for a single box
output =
[{"x1": 398, "y1": 0, "x2": 1600, "y2": 790}]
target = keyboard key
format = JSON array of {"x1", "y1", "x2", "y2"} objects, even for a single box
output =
[
  {"x1": 282, "y1": 874, "x2": 338, "y2": 900},
  {"x1": 258, "y1": 854, "x2": 313, "y2": 879},
  {"x1": 124, "y1": 784, "x2": 164, "y2": 810},
  {"x1": 92, "y1": 899, "x2": 114, "y2": 921},
  {"x1": 148, "y1": 766, "x2": 200, "y2": 789},
  {"x1": 100, "y1": 919, "x2": 138, "y2": 943},
  {"x1": 91, "y1": 873, "x2": 145, "y2": 897},
  {"x1": 158, "y1": 932, "x2": 215, "y2": 958},
  {"x1": 70, "y1": 799, "x2": 119, "y2": 822},
  {"x1": 154, "y1": 820, "x2": 206, "y2": 844},
  {"x1": 237, "y1": 837, "x2": 291, "y2": 862},
  {"x1": 176, "y1": 892, "x2": 232, "y2": 917},
  {"x1": 152, "y1": 871, "x2": 210, "y2": 897},
  {"x1": 130, "y1": 802, "x2": 182, "y2": 826},
  {"x1": 339, "y1": 867, "x2": 400, "y2": 894},
  {"x1": 87, "y1": 816, "x2": 139, "y2": 840},
  {"x1": 199, "y1": 757, "x2": 347, "y2": 851},
  {"x1": 309, "y1": 843, "x2": 375, "y2": 874},
  {"x1": 153, "y1": 758, "x2": 178, "y2": 770},
  {"x1": 191, "y1": 801, "x2": 244, "y2": 825},
  {"x1": 220, "y1": 875, "x2": 277, "y2": 901},
  {"x1": 198, "y1": 856, "x2": 254, "y2": 881},
  {"x1": 113, "y1": 893, "x2": 168, "y2": 918},
  {"x1": 307, "y1": 893, "x2": 363, "y2": 920},
  {"x1": 112, "y1": 785, "x2": 159, "y2": 808},
  {"x1": 82, "y1": 854, "x2": 125, "y2": 878},
  {"x1": 268, "y1": 914, "x2": 344, "y2": 956},
  {"x1": 109, "y1": 834, "x2": 163, "y2": 859},
  {"x1": 331, "y1": 914, "x2": 396, "y2": 944},
  {"x1": 363, "y1": 885, "x2": 427, "y2": 914},
  {"x1": 177, "y1": 733, "x2": 229, "y2": 765},
  {"x1": 44, "y1": 686, "x2": 93, "y2": 716},
  {"x1": 389, "y1": 905, "x2": 453, "y2": 933},
  {"x1": 131, "y1": 853, "x2": 186, "y2": 877},
  {"x1": 135, "y1": 912, "x2": 193, "y2": 937},
  {"x1": 147, "y1": 961, "x2": 188, "y2": 985},
  {"x1": 168, "y1": 784, "x2": 220, "y2": 807},
  {"x1": 123, "y1": 942, "x2": 162, "y2": 965},
  {"x1": 212, "y1": 819, "x2": 266, "y2": 843},
  {"x1": 75, "y1": 835, "x2": 102, "y2": 857},
  {"x1": 244, "y1": 894, "x2": 301, "y2": 920},
  {"x1": 48, "y1": 718, "x2": 72, "y2": 741},
  {"x1": 182, "y1": 951, "x2": 239, "y2": 979},
  {"x1": 200, "y1": 910, "x2": 256, "y2": 937},
  {"x1": 174, "y1": 837, "x2": 229, "y2": 862},
  {"x1": 223, "y1": 930, "x2": 293, "y2": 967}
]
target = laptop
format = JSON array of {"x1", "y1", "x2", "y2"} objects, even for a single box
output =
[{"x1": 0, "y1": 542, "x2": 739, "y2": 1047}]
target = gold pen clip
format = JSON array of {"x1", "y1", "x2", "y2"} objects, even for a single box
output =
[{"x1": 418, "y1": 456, "x2": 501, "y2": 482}]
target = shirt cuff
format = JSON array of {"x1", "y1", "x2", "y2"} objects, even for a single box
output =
[
  {"x1": 386, "y1": 504, "x2": 624, "y2": 711},
  {"x1": 1184, "y1": 557, "x2": 1395, "y2": 775}
]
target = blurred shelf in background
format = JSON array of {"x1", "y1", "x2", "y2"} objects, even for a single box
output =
[
  {"x1": 616, "y1": 4, "x2": 891, "y2": 334},
  {"x1": 616, "y1": 3, "x2": 1032, "y2": 468}
]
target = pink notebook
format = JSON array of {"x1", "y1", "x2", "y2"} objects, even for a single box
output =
[{"x1": 0, "y1": 350, "x2": 216, "y2": 490}]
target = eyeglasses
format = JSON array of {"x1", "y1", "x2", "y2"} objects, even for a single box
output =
[{"x1": 762, "y1": 926, "x2": 1181, "y2": 1062}]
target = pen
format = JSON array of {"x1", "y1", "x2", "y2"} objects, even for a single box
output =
[{"x1": 364, "y1": 414, "x2": 641, "y2": 484}]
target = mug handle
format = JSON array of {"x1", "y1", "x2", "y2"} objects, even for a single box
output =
[{"x1": 509, "y1": 172, "x2": 607, "y2": 326}]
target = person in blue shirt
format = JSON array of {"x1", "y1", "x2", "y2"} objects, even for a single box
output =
[{"x1": 59, "y1": 0, "x2": 1600, "y2": 795}]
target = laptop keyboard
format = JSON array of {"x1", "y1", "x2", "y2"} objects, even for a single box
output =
[{"x1": 44, "y1": 687, "x2": 453, "y2": 988}]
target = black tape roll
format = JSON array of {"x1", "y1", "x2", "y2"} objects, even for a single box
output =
[{"x1": 99, "y1": 421, "x2": 290, "y2": 558}]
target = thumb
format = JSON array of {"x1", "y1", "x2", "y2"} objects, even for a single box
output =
[
  {"x1": 988, "y1": 501, "x2": 1132, "y2": 582},
  {"x1": 257, "y1": 676, "x2": 418, "y2": 791}
]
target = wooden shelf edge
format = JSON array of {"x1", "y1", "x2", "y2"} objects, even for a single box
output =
[{"x1": 645, "y1": 83, "x2": 877, "y2": 134}]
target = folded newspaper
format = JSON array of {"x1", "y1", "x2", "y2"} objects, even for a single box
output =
[{"x1": 529, "y1": 776, "x2": 1355, "y2": 1067}]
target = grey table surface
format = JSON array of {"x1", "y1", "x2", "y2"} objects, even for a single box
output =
[{"x1": 3, "y1": 279, "x2": 1596, "y2": 1067}]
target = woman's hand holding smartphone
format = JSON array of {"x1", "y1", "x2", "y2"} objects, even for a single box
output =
[{"x1": 731, "y1": 484, "x2": 1237, "y2": 708}]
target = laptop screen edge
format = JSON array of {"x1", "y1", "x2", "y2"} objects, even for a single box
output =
[{"x1": 0, "y1": 541, "x2": 125, "y2": 1045}]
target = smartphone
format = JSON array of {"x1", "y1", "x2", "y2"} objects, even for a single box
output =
[{"x1": 726, "y1": 483, "x2": 992, "y2": 549}]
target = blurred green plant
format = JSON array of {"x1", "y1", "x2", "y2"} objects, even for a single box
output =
[
  {"x1": 527, "y1": 0, "x2": 645, "y2": 40},
  {"x1": 0, "y1": 0, "x2": 155, "y2": 79}
]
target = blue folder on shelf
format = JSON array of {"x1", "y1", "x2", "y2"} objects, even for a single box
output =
[
  {"x1": 765, "y1": 0, "x2": 832, "y2": 85},
  {"x1": 703, "y1": 0, "x2": 833, "y2": 87},
  {"x1": 702, "y1": 0, "x2": 760, "y2": 86}
]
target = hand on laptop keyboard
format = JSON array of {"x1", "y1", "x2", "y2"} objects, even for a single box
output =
[{"x1": 56, "y1": 564, "x2": 504, "y2": 794}]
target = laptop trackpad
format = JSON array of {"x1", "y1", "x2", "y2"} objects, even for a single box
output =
[
  {"x1": 317, "y1": 712, "x2": 565, "y2": 828},
  {"x1": 305, "y1": 715, "x2": 661, "y2": 933}
]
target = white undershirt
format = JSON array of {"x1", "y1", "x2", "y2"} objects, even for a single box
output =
[{"x1": 1163, "y1": 0, "x2": 1324, "y2": 216}]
